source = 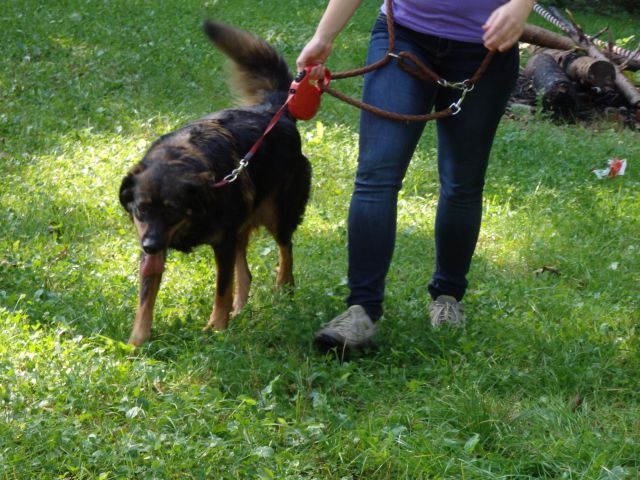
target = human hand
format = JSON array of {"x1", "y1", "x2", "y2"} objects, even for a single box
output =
[
  {"x1": 296, "y1": 36, "x2": 332, "y2": 79},
  {"x1": 482, "y1": 0, "x2": 533, "y2": 52}
]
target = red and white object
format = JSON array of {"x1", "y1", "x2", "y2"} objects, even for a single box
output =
[{"x1": 592, "y1": 158, "x2": 627, "y2": 179}]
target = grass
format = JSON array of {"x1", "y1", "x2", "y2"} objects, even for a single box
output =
[{"x1": 1, "y1": 1, "x2": 639, "y2": 478}]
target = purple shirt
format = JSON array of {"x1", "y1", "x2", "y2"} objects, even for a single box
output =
[{"x1": 381, "y1": 0, "x2": 507, "y2": 44}]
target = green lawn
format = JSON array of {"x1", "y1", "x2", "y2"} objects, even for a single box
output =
[{"x1": 1, "y1": 1, "x2": 639, "y2": 478}]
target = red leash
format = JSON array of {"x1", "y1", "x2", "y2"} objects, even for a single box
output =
[{"x1": 213, "y1": 66, "x2": 329, "y2": 188}]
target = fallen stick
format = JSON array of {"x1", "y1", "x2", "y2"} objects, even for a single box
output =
[{"x1": 522, "y1": 23, "x2": 578, "y2": 51}]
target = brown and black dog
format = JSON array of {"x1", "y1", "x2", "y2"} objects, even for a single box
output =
[{"x1": 119, "y1": 20, "x2": 311, "y2": 346}]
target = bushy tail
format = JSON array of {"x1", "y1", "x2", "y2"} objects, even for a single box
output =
[{"x1": 203, "y1": 20, "x2": 292, "y2": 105}]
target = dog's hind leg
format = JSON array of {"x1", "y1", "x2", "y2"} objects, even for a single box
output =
[
  {"x1": 275, "y1": 242, "x2": 294, "y2": 288},
  {"x1": 232, "y1": 230, "x2": 252, "y2": 316},
  {"x1": 129, "y1": 258, "x2": 163, "y2": 346},
  {"x1": 203, "y1": 239, "x2": 236, "y2": 331},
  {"x1": 271, "y1": 158, "x2": 311, "y2": 289},
  {"x1": 263, "y1": 211, "x2": 295, "y2": 289}
]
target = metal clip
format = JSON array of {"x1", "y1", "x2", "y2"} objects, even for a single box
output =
[
  {"x1": 448, "y1": 87, "x2": 471, "y2": 115},
  {"x1": 439, "y1": 78, "x2": 473, "y2": 91},
  {"x1": 222, "y1": 158, "x2": 249, "y2": 184}
]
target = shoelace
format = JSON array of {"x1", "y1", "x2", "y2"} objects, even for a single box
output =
[
  {"x1": 329, "y1": 311, "x2": 357, "y2": 333},
  {"x1": 432, "y1": 301, "x2": 464, "y2": 323}
]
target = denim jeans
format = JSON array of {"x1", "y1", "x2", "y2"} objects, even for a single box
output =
[{"x1": 346, "y1": 16, "x2": 519, "y2": 320}]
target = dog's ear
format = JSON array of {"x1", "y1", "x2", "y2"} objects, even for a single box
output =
[{"x1": 119, "y1": 164, "x2": 145, "y2": 212}]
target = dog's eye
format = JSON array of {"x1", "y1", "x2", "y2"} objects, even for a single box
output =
[{"x1": 135, "y1": 203, "x2": 151, "y2": 217}]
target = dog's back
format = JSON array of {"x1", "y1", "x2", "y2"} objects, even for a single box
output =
[{"x1": 203, "y1": 20, "x2": 292, "y2": 106}]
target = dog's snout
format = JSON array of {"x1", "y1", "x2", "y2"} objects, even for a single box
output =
[{"x1": 142, "y1": 236, "x2": 163, "y2": 255}]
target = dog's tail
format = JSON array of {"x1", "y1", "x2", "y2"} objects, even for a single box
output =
[{"x1": 203, "y1": 20, "x2": 292, "y2": 105}]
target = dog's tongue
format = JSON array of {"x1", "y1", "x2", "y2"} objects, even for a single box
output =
[{"x1": 141, "y1": 252, "x2": 165, "y2": 277}]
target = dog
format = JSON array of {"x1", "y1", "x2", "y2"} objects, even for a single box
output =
[{"x1": 119, "y1": 20, "x2": 311, "y2": 346}]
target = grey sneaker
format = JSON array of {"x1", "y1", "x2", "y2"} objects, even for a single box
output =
[
  {"x1": 429, "y1": 295, "x2": 466, "y2": 328},
  {"x1": 314, "y1": 305, "x2": 377, "y2": 350}
]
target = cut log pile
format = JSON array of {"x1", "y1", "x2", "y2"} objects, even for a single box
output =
[{"x1": 510, "y1": 3, "x2": 639, "y2": 128}]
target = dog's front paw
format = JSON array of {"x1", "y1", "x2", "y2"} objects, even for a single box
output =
[
  {"x1": 203, "y1": 314, "x2": 229, "y2": 332},
  {"x1": 275, "y1": 265, "x2": 294, "y2": 289},
  {"x1": 128, "y1": 332, "x2": 150, "y2": 347}
]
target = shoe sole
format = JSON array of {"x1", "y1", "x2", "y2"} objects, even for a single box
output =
[
  {"x1": 314, "y1": 333, "x2": 346, "y2": 353},
  {"x1": 314, "y1": 333, "x2": 376, "y2": 354}
]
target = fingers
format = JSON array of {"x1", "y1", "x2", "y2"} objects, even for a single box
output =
[
  {"x1": 296, "y1": 61, "x2": 328, "y2": 80},
  {"x1": 483, "y1": 28, "x2": 520, "y2": 51},
  {"x1": 483, "y1": 0, "x2": 532, "y2": 51},
  {"x1": 294, "y1": 61, "x2": 326, "y2": 81},
  {"x1": 482, "y1": 15, "x2": 522, "y2": 51},
  {"x1": 308, "y1": 64, "x2": 326, "y2": 80},
  {"x1": 295, "y1": 53, "x2": 311, "y2": 73},
  {"x1": 482, "y1": 11, "x2": 499, "y2": 50},
  {"x1": 296, "y1": 37, "x2": 332, "y2": 79}
]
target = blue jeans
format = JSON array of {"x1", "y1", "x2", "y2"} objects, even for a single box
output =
[{"x1": 346, "y1": 17, "x2": 519, "y2": 320}]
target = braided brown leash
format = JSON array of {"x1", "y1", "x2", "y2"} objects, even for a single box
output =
[{"x1": 318, "y1": 1, "x2": 496, "y2": 122}]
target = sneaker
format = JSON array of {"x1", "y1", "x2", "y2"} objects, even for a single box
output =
[
  {"x1": 314, "y1": 305, "x2": 377, "y2": 350},
  {"x1": 429, "y1": 295, "x2": 466, "y2": 328}
]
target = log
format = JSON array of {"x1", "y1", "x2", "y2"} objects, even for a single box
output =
[
  {"x1": 556, "y1": 12, "x2": 640, "y2": 109},
  {"x1": 566, "y1": 55, "x2": 616, "y2": 88},
  {"x1": 521, "y1": 24, "x2": 640, "y2": 71},
  {"x1": 585, "y1": 44, "x2": 640, "y2": 108},
  {"x1": 522, "y1": 24, "x2": 577, "y2": 51},
  {"x1": 541, "y1": 48, "x2": 575, "y2": 65},
  {"x1": 530, "y1": 4, "x2": 640, "y2": 70},
  {"x1": 540, "y1": 49, "x2": 616, "y2": 88},
  {"x1": 593, "y1": 39, "x2": 640, "y2": 71},
  {"x1": 524, "y1": 52, "x2": 577, "y2": 118},
  {"x1": 523, "y1": 20, "x2": 640, "y2": 111}
]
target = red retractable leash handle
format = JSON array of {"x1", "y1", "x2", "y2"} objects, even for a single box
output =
[
  {"x1": 288, "y1": 65, "x2": 331, "y2": 121},
  {"x1": 213, "y1": 65, "x2": 331, "y2": 188}
]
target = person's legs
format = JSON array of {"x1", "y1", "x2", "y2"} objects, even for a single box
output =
[
  {"x1": 346, "y1": 19, "x2": 438, "y2": 321},
  {"x1": 428, "y1": 42, "x2": 520, "y2": 302},
  {"x1": 316, "y1": 19, "x2": 439, "y2": 350}
]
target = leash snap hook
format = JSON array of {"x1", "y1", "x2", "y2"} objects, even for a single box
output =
[
  {"x1": 448, "y1": 86, "x2": 471, "y2": 116},
  {"x1": 439, "y1": 78, "x2": 474, "y2": 91},
  {"x1": 222, "y1": 158, "x2": 249, "y2": 184}
]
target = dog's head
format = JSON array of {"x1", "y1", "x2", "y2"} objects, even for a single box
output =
[{"x1": 119, "y1": 155, "x2": 216, "y2": 274}]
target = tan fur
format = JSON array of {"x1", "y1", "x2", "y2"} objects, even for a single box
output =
[
  {"x1": 204, "y1": 20, "x2": 291, "y2": 105},
  {"x1": 129, "y1": 271, "x2": 162, "y2": 346}
]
